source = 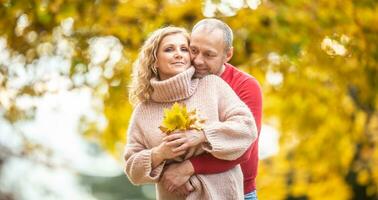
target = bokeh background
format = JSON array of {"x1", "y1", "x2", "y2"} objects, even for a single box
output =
[{"x1": 1, "y1": 0, "x2": 377, "y2": 199}]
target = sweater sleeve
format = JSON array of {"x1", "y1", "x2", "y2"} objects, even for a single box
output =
[
  {"x1": 200, "y1": 76, "x2": 258, "y2": 161},
  {"x1": 123, "y1": 108, "x2": 165, "y2": 185},
  {"x1": 190, "y1": 77, "x2": 262, "y2": 173}
]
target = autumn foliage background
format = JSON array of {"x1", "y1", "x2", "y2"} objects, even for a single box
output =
[{"x1": 0, "y1": 0, "x2": 377, "y2": 199}]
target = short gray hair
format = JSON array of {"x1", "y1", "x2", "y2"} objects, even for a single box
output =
[{"x1": 192, "y1": 18, "x2": 233, "y2": 52}]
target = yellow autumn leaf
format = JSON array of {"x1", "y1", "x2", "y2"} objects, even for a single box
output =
[{"x1": 159, "y1": 102, "x2": 206, "y2": 134}]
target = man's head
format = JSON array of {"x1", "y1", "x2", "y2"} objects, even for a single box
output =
[{"x1": 190, "y1": 18, "x2": 234, "y2": 77}]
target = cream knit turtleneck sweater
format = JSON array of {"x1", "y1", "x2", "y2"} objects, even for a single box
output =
[{"x1": 124, "y1": 67, "x2": 257, "y2": 200}]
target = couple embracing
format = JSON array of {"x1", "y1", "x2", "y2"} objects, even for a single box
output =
[{"x1": 124, "y1": 18, "x2": 262, "y2": 200}]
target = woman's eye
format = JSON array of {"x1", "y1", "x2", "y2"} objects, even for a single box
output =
[{"x1": 181, "y1": 47, "x2": 189, "y2": 52}]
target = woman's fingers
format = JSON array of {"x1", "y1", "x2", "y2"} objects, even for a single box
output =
[
  {"x1": 165, "y1": 138, "x2": 187, "y2": 147},
  {"x1": 159, "y1": 141, "x2": 186, "y2": 160},
  {"x1": 173, "y1": 150, "x2": 186, "y2": 157},
  {"x1": 163, "y1": 132, "x2": 185, "y2": 142},
  {"x1": 173, "y1": 143, "x2": 190, "y2": 152},
  {"x1": 161, "y1": 131, "x2": 204, "y2": 157}
]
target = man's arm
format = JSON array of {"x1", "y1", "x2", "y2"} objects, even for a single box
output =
[
  {"x1": 190, "y1": 145, "x2": 253, "y2": 173},
  {"x1": 190, "y1": 77, "x2": 262, "y2": 174},
  {"x1": 161, "y1": 78, "x2": 262, "y2": 192}
]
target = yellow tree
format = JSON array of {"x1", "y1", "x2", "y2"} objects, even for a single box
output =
[{"x1": 1, "y1": 0, "x2": 377, "y2": 199}]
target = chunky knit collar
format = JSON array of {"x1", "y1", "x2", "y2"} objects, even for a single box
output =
[{"x1": 150, "y1": 67, "x2": 198, "y2": 103}]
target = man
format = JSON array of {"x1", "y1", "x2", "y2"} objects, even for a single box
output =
[{"x1": 161, "y1": 18, "x2": 262, "y2": 200}]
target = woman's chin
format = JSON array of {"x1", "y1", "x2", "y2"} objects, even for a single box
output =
[{"x1": 177, "y1": 66, "x2": 191, "y2": 72}]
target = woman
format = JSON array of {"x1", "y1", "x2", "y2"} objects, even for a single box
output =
[{"x1": 124, "y1": 26, "x2": 257, "y2": 200}]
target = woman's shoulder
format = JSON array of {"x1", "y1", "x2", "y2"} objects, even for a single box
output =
[
  {"x1": 131, "y1": 101, "x2": 153, "y2": 115},
  {"x1": 129, "y1": 102, "x2": 158, "y2": 126}
]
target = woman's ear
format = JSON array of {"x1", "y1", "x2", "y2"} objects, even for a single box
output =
[{"x1": 152, "y1": 63, "x2": 158, "y2": 75}]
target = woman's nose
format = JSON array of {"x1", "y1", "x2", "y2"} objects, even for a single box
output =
[{"x1": 174, "y1": 50, "x2": 183, "y2": 58}]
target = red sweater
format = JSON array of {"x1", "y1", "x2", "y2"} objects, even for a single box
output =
[{"x1": 190, "y1": 63, "x2": 262, "y2": 193}]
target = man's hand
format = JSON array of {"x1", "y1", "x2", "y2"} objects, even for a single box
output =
[
  {"x1": 161, "y1": 160, "x2": 195, "y2": 193},
  {"x1": 174, "y1": 182, "x2": 194, "y2": 197}
]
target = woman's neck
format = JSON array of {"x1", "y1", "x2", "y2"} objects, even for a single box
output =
[{"x1": 150, "y1": 67, "x2": 198, "y2": 103}]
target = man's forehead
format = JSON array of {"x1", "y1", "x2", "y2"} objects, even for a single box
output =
[
  {"x1": 191, "y1": 27, "x2": 223, "y2": 39},
  {"x1": 190, "y1": 29, "x2": 224, "y2": 50},
  {"x1": 192, "y1": 24, "x2": 223, "y2": 34}
]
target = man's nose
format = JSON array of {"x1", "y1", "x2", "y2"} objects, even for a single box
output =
[{"x1": 193, "y1": 53, "x2": 204, "y2": 65}]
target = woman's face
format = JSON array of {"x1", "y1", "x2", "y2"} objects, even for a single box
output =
[{"x1": 156, "y1": 33, "x2": 191, "y2": 80}]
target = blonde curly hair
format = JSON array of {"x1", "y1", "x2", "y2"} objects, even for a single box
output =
[{"x1": 129, "y1": 26, "x2": 190, "y2": 106}]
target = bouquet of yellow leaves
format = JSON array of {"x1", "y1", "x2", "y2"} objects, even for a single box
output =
[{"x1": 159, "y1": 102, "x2": 207, "y2": 135}]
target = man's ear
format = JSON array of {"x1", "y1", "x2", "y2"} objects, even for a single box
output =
[{"x1": 224, "y1": 47, "x2": 234, "y2": 63}]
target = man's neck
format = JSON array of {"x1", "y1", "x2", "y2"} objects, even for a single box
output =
[{"x1": 215, "y1": 64, "x2": 226, "y2": 76}]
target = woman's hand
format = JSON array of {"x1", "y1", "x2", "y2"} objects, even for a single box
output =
[
  {"x1": 151, "y1": 141, "x2": 186, "y2": 168},
  {"x1": 156, "y1": 140, "x2": 187, "y2": 160},
  {"x1": 163, "y1": 129, "x2": 207, "y2": 153},
  {"x1": 151, "y1": 130, "x2": 206, "y2": 168}
]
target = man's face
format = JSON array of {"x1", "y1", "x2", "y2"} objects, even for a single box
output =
[{"x1": 190, "y1": 28, "x2": 228, "y2": 77}]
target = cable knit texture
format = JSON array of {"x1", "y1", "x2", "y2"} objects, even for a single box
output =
[{"x1": 123, "y1": 67, "x2": 258, "y2": 200}]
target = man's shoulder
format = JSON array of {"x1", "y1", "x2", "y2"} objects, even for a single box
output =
[{"x1": 224, "y1": 63, "x2": 261, "y2": 89}]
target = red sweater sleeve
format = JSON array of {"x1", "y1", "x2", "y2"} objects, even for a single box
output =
[{"x1": 190, "y1": 77, "x2": 262, "y2": 174}]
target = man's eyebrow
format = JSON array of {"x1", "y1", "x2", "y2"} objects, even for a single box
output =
[{"x1": 205, "y1": 49, "x2": 217, "y2": 54}]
